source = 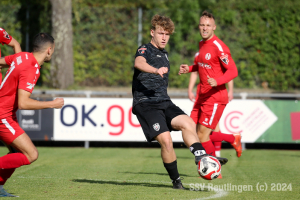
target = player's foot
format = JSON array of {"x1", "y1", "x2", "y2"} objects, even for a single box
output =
[
  {"x1": 195, "y1": 155, "x2": 228, "y2": 166},
  {"x1": 217, "y1": 173, "x2": 222, "y2": 179},
  {"x1": 0, "y1": 188, "x2": 18, "y2": 197},
  {"x1": 172, "y1": 177, "x2": 185, "y2": 189},
  {"x1": 231, "y1": 132, "x2": 242, "y2": 157}
]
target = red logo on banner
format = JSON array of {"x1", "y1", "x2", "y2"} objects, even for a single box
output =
[
  {"x1": 224, "y1": 111, "x2": 243, "y2": 133},
  {"x1": 290, "y1": 112, "x2": 300, "y2": 140}
]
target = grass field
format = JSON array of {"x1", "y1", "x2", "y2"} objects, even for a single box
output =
[{"x1": 1, "y1": 147, "x2": 300, "y2": 199}]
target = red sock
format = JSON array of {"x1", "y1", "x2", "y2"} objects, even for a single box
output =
[
  {"x1": 0, "y1": 153, "x2": 30, "y2": 169},
  {"x1": 210, "y1": 131, "x2": 235, "y2": 144},
  {"x1": 213, "y1": 142, "x2": 222, "y2": 152},
  {"x1": 0, "y1": 168, "x2": 15, "y2": 185},
  {"x1": 201, "y1": 140, "x2": 216, "y2": 156}
]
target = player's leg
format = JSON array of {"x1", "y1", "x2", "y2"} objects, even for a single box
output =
[
  {"x1": 0, "y1": 117, "x2": 37, "y2": 197},
  {"x1": 154, "y1": 132, "x2": 184, "y2": 189},
  {"x1": 133, "y1": 102, "x2": 184, "y2": 189},
  {"x1": 0, "y1": 133, "x2": 37, "y2": 169},
  {"x1": 170, "y1": 114, "x2": 206, "y2": 159},
  {"x1": 196, "y1": 124, "x2": 215, "y2": 155},
  {"x1": 210, "y1": 124, "x2": 242, "y2": 157},
  {"x1": 166, "y1": 102, "x2": 207, "y2": 162},
  {"x1": 211, "y1": 123, "x2": 222, "y2": 157}
]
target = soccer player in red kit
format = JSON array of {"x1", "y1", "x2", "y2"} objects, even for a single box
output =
[
  {"x1": 189, "y1": 53, "x2": 241, "y2": 159},
  {"x1": 0, "y1": 33, "x2": 64, "y2": 197},
  {"x1": 179, "y1": 11, "x2": 241, "y2": 164},
  {"x1": 0, "y1": 27, "x2": 21, "y2": 58}
]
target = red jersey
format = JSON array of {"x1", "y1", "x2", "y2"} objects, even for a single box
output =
[
  {"x1": 189, "y1": 35, "x2": 238, "y2": 104},
  {"x1": 0, "y1": 52, "x2": 40, "y2": 119},
  {"x1": 0, "y1": 28, "x2": 12, "y2": 57}
]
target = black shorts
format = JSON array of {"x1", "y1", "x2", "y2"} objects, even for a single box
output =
[{"x1": 133, "y1": 100, "x2": 186, "y2": 142}]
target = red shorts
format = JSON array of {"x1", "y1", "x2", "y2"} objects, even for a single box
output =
[
  {"x1": 0, "y1": 116, "x2": 25, "y2": 145},
  {"x1": 190, "y1": 102, "x2": 226, "y2": 129}
]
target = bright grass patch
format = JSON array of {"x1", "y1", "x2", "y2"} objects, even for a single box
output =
[{"x1": 1, "y1": 147, "x2": 300, "y2": 199}]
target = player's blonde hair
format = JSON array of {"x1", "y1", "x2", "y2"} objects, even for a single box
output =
[{"x1": 151, "y1": 14, "x2": 175, "y2": 34}]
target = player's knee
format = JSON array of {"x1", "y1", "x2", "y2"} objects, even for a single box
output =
[
  {"x1": 27, "y1": 149, "x2": 39, "y2": 163},
  {"x1": 161, "y1": 138, "x2": 173, "y2": 152},
  {"x1": 181, "y1": 118, "x2": 196, "y2": 132}
]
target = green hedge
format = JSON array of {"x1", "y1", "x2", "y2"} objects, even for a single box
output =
[{"x1": 0, "y1": 0, "x2": 299, "y2": 90}]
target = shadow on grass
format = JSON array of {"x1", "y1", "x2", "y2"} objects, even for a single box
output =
[
  {"x1": 72, "y1": 179, "x2": 209, "y2": 191},
  {"x1": 119, "y1": 171, "x2": 197, "y2": 178},
  {"x1": 73, "y1": 179, "x2": 172, "y2": 189}
]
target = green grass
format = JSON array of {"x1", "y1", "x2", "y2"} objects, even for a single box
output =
[{"x1": 2, "y1": 147, "x2": 300, "y2": 199}]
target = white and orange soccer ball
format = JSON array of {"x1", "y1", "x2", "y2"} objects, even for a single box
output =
[{"x1": 197, "y1": 156, "x2": 221, "y2": 180}]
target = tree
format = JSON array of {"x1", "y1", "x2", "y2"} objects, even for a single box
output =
[{"x1": 49, "y1": 0, "x2": 73, "y2": 89}]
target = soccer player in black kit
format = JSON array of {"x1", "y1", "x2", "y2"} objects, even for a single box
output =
[{"x1": 132, "y1": 15, "x2": 228, "y2": 189}]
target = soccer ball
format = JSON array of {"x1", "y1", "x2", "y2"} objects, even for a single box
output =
[{"x1": 197, "y1": 156, "x2": 221, "y2": 180}]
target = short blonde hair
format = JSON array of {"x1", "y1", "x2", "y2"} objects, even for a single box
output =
[{"x1": 151, "y1": 14, "x2": 175, "y2": 34}]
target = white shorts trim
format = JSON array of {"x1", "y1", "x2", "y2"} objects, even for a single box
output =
[{"x1": 1, "y1": 119, "x2": 16, "y2": 135}]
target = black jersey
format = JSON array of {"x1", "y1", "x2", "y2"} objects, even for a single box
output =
[{"x1": 132, "y1": 42, "x2": 171, "y2": 108}]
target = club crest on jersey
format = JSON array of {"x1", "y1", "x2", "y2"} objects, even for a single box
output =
[
  {"x1": 220, "y1": 54, "x2": 229, "y2": 65},
  {"x1": 205, "y1": 53, "x2": 211, "y2": 60},
  {"x1": 26, "y1": 82, "x2": 35, "y2": 90},
  {"x1": 138, "y1": 47, "x2": 147, "y2": 54},
  {"x1": 153, "y1": 123, "x2": 160, "y2": 131}
]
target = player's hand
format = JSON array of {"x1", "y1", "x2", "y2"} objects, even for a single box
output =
[
  {"x1": 52, "y1": 98, "x2": 64, "y2": 109},
  {"x1": 178, "y1": 64, "x2": 189, "y2": 75},
  {"x1": 188, "y1": 91, "x2": 196, "y2": 102},
  {"x1": 228, "y1": 90, "x2": 233, "y2": 101},
  {"x1": 155, "y1": 67, "x2": 168, "y2": 78},
  {"x1": 207, "y1": 75, "x2": 217, "y2": 87}
]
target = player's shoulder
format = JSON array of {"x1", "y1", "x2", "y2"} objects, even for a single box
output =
[
  {"x1": 14, "y1": 52, "x2": 37, "y2": 67},
  {"x1": 212, "y1": 36, "x2": 230, "y2": 53},
  {"x1": 0, "y1": 27, "x2": 5, "y2": 33},
  {"x1": 136, "y1": 43, "x2": 154, "y2": 57}
]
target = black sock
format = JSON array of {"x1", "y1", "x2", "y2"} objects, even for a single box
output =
[
  {"x1": 163, "y1": 160, "x2": 180, "y2": 181},
  {"x1": 190, "y1": 142, "x2": 206, "y2": 157}
]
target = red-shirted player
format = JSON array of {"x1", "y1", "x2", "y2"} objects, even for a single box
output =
[
  {"x1": 0, "y1": 27, "x2": 21, "y2": 58},
  {"x1": 0, "y1": 33, "x2": 64, "y2": 197},
  {"x1": 179, "y1": 11, "x2": 241, "y2": 168}
]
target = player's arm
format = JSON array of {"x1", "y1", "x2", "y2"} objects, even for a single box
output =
[
  {"x1": 18, "y1": 89, "x2": 64, "y2": 110},
  {"x1": 134, "y1": 56, "x2": 168, "y2": 78},
  {"x1": 7, "y1": 37, "x2": 22, "y2": 54},
  {"x1": 0, "y1": 55, "x2": 13, "y2": 69},
  {"x1": 0, "y1": 57, "x2": 8, "y2": 69},
  {"x1": 227, "y1": 80, "x2": 234, "y2": 101},
  {"x1": 188, "y1": 72, "x2": 198, "y2": 102}
]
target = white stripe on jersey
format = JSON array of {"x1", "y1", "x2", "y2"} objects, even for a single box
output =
[
  {"x1": 194, "y1": 52, "x2": 199, "y2": 57},
  {"x1": 1, "y1": 119, "x2": 16, "y2": 135},
  {"x1": 213, "y1": 40, "x2": 224, "y2": 52},
  {"x1": 209, "y1": 103, "x2": 218, "y2": 125},
  {"x1": 0, "y1": 61, "x2": 15, "y2": 90}
]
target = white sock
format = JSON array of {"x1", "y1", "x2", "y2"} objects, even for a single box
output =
[{"x1": 215, "y1": 151, "x2": 221, "y2": 157}]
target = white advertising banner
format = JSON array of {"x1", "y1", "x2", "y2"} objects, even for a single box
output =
[
  {"x1": 53, "y1": 98, "x2": 277, "y2": 143},
  {"x1": 53, "y1": 98, "x2": 193, "y2": 141},
  {"x1": 219, "y1": 100, "x2": 278, "y2": 143}
]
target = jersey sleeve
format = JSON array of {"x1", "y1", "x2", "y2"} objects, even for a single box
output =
[
  {"x1": 18, "y1": 63, "x2": 39, "y2": 93},
  {"x1": 215, "y1": 46, "x2": 238, "y2": 86},
  {"x1": 0, "y1": 28, "x2": 12, "y2": 45},
  {"x1": 4, "y1": 54, "x2": 15, "y2": 65},
  {"x1": 135, "y1": 45, "x2": 150, "y2": 60}
]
